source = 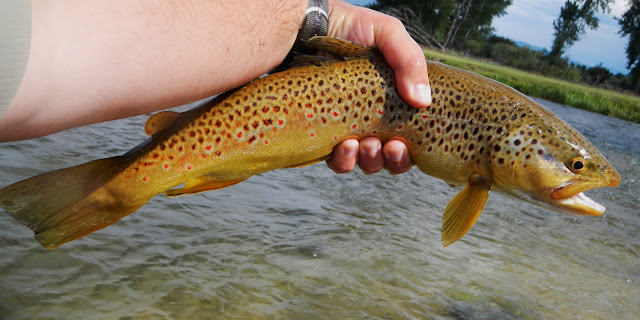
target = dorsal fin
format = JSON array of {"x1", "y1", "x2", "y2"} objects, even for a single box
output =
[
  {"x1": 306, "y1": 36, "x2": 375, "y2": 59},
  {"x1": 273, "y1": 37, "x2": 375, "y2": 73},
  {"x1": 144, "y1": 111, "x2": 181, "y2": 136},
  {"x1": 288, "y1": 54, "x2": 336, "y2": 69}
]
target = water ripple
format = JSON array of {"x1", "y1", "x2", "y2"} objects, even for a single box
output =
[{"x1": 0, "y1": 99, "x2": 638, "y2": 319}]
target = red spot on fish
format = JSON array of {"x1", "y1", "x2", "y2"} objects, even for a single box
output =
[
  {"x1": 278, "y1": 119, "x2": 285, "y2": 126},
  {"x1": 264, "y1": 139, "x2": 270, "y2": 145},
  {"x1": 237, "y1": 132, "x2": 243, "y2": 138},
  {"x1": 333, "y1": 111, "x2": 339, "y2": 117},
  {"x1": 352, "y1": 124, "x2": 357, "y2": 129},
  {"x1": 310, "y1": 132, "x2": 315, "y2": 138},
  {"x1": 398, "y1": 125, "x2": 404, "y2": 130},
  {"x1": 205, "y1": 145, "x2": 212, "y2": 151},
  {"x1": 422, "y1": 115, "x2": 429, "y2": 119},
  {"x1": 187, "y1": 165, "x2": 193, "y2": 171},
  {"x1": 307, "y1": 113, "x2": 314, "y2": 119},
  {"x1": 142, "y1": 176, "x2": 148, "y2": 182},
  {"x1": 378, "y1": 109, "x2": 383, "y2": 115},
  {"x1": 333, "y1": 136, "x2": 338, "y2": 140}
]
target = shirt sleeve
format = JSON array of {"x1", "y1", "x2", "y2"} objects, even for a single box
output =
[{"x1": 0, "y1": 1, "x2": 31, "y2": 118}]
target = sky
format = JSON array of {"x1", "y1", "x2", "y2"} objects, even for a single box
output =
[{"x1": 345, "y1": 0, "x2": 631, "y2": 74}]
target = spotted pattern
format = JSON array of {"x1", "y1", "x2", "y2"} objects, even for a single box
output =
[{"x1": 122, "y1": 44, "x2": 616, "y2": 193}]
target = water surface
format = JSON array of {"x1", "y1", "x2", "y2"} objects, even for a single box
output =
[{"x1": 0, "y1": 98, "x2": 638, "y2": 319}]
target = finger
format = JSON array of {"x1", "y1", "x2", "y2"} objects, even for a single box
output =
[
  {"x1": 357, "y1": 137, "x2": 383, "y2": 174},
  {"x1": 382, "y1": 140, "x2": 413, "y2": 174},
  {"x1": 373, "y1": 17, "x2": 431, "y2": 109},
  {"x1": 327, "y1": 4, "x2": 431, "y2": 109},
  {"x1": 326, "y1": 139, "x2": 359, "y2": 173}
]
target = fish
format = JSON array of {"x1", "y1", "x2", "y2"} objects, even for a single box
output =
[{"x1": 0, "y1": 37, "x2": 621, "y2": 249}]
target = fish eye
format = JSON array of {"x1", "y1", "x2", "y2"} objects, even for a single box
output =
[{"x1": 569, "y1": 158, "x2": 586, "y2": 173}]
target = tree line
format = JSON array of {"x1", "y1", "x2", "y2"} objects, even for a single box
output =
[{"x1": 369, "y1": 0, "x2": 640, "y2": 93}]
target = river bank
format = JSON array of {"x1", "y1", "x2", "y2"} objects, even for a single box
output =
[{"x1": 423, "y1": 48, "x2": 640, "y2": 124}]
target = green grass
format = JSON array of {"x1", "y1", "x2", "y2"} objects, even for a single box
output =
[{"x1": 422, "y1": 48, "x2": 640, "y2": 124}]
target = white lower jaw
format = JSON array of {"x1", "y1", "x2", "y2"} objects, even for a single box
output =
[
  {"x1": 557, "y1": 192, "x2": 605, "y2": 215},
  {"x1": 493, "y1": 185, "x2": 606, "y2": 216}
]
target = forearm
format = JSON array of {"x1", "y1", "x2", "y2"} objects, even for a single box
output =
[{"x1": 2, "y1": 0, "x2": 306, "y2": 141}]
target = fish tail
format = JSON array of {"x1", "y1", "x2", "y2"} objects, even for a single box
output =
[{"x1": 0, "y1": 157, "x2": 147, "y2": 249}]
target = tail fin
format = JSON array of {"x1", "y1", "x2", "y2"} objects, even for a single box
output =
[{"x1": 0, "y1": 157, "x2": 147, "y2": 249}]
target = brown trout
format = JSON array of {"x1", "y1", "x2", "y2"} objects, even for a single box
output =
[{"x1": 0, "y1": 37, "x2": 620, "y2": 249}]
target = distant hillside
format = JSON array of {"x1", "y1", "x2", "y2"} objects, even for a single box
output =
[
  {"x1": 509, "y1": 40, "x2": 625, "y2": 74},
  {"x1": 513, "y1": 40, "x2": 546, "y2": 52}
]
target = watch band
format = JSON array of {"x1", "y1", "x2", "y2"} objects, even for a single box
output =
[
  {"x1": 298, "y1": 0, "x2": 329, "y2": 45},
  {"x1": 273, "y1": 0, "x2": 330, "y2": 73}
]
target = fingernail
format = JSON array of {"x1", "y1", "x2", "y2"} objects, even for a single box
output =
[
  {"x1": 384, "y1": 146, "x2": 404, "y2": 164},
  {"x1": 365, "y1": 140, "x2": 381, "y2": 158},
  {"x1": 390, "y1": 148, "x2": 404, "y2": 163},
  {"x1": 414, "y1": 83, "x2": 431, "y2": 107},
  {"x1": 343, "y1": 142, "x2": 358, "y2": 158}
]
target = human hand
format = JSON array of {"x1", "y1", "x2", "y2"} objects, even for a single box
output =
[{"x1": 325, "y1": 0, "x2": 431, "y2": 174}]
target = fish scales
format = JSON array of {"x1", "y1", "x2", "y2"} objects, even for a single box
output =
[
  {"x1": 0, "y1": 37, "x2": 620, "y2": 249},
  {"x1": 130, "y1": 55, "x2": 529, "y2": 190},
  {"x1": 127, "y1": 56, "x2": 394, "y2": 193}
]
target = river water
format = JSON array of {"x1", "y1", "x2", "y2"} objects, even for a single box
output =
[{"x1": 0, "y1": 98, "x2": 638, "y2": 320}]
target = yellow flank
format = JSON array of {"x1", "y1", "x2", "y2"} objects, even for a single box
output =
[{"x1": 0, "y1": 37, "x2": 621, "y2": 249}]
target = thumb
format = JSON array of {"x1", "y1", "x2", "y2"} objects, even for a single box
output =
[{"x1": 328, "y1": 1, "x2": 431, "y2": 109}]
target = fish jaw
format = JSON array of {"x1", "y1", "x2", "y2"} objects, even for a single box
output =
[
  {"x1": 553, "y1": 191, "x2": 604, "y2": 216},
  {"x1": 494, "y1": 178, "x2": 615, "y2": 217},
  {"x1": 549, "y1": 182, "x2": 607, "y2": 216},
  {"x1": 548, "y1": 172, "x2": 621, "y2": 216},
  {"x1": 496, "y1": 164, "x2": 622, "y2": 217}
]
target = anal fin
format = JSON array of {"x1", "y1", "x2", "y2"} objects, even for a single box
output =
[
  {"x1": 165, "y1": 177, "x2": 245, "y2": 198},
  {"x1": 441, "y1": 174, "x2": 491, "y2": 247}
]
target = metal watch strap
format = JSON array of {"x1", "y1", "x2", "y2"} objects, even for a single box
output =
[
  {"x1": 298, "y1": 0, "x2": 329, "y2": 45},
  {"x1": 273, "y1": 0, "x2": 329, "y2": 73}
]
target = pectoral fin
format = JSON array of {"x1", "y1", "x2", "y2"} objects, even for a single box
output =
[
  {"x1": 145, "y1": 111, "x2": 181, "y2": 136},
  {"x1": 441, "y1": 174, "x2": 491, "y2": 247},
  {"x1": 165, "y1": 177, "x2": 245, "y2": 198}
]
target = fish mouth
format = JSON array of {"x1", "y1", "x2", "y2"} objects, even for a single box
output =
[{"x1": 550, "y1": 180, "x2": 608, "y2": 216}]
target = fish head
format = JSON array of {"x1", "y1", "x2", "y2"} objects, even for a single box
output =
[{"x1": 489, "y1": 120, "x2": 621, "y2": 216}]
